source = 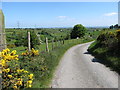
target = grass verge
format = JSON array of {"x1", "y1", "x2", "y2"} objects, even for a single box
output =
[
  {"x1": 88, "y1": 41, "x2": 120, "y2": 74},
  {"x1": 19, "y1": 38, "x2": 93, "y2": 88}
]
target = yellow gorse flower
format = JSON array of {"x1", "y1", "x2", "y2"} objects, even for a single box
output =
[
  {"x1": 8, "y1": 75, "x2": 12, "y2": 78},
  {"x1": 21, "y1": 48, "x2": 39, "y2": 56},
  {"x1": 17, "y1": 69, "x2": 22, "y2": 73},
  {"x1": 16, "y1": 81, "x2": 22, "y2": 86},
  {"x1": 17, "y1": 69, "x2": 28, "y2": 74},
  {"x1": 10, "y1": 50, "x2": 16, "y2": 55},
  {"x1": 0, "y1": 48, "x2": 19, "y2": 64},
  {"x1": 17, "y1": 78, "x2": 22, "y2": 81},
  {"x1": 13, "y1": 85, "x2": 17, "y2": 89},
  {"x1": 27, "y1": 80, "x2": 32, "y2": 84},
  {"x1": 0, "y1": 59, "x2": 6, "y2": 67},
  {"x1": 0, "y1": 52, "x2": 2, "y2": 57},
  {"x1": 28, "y1": 74, "x2": 33, "y2": 79},
  {"x1": 26, "y1": 84, "x2": 32, "y2": 88},
  {"x1": 31, "y1": 48, "x2": 39, "y2": 56},
  {"x1": 27, "y1": 80, "x2": 32, "y2": 88},
  {"x1": 6, "y1": 48, "x2": 10, "y2": 52},
  {"x1": 24, "y1": 70, "x2": 28, "y2": 73},
  {"x1": 3, "y1": 68, "x2": 10, "y2": 73}
]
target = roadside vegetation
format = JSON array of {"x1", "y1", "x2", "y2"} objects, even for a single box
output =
[
  {"x1": 0, "y1": 48, "x2": 35, "y2": 89},
  {"x1": 88, "y1": 28, "x2": 120, "y2": 74},
  {"x1": 1, "y1": 24, "x2": 103, "y2": 88}
]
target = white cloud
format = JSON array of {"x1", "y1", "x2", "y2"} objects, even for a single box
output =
[
  {"x1": 57, "y1": 16, "x2": 67, "y2": 19},
  {"x1": 104, "y1": 12, "x2": 117, "y2": 16},
  {"x1": 57, "y1": 16, "x2": 76, "y2": 21}
]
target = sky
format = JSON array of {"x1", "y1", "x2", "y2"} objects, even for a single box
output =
[
  {"x1": 2, "y1": 2, "x2": 118, "y2": 28},
  {"x1": 1, "y1": 0, "x2": 120, "y2": 2}
]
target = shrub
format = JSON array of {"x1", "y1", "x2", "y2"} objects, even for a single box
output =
[
  {"x1": 7, "y1": 44, "x2": 16, "y2": 48},
  {"x1": 15, "y1": 31, "x2": 40, "y2": 49},
  {"x1": 0, "y1": 48, "x2": 34, "y2": 89},
  {"x1": 30, "y1": 31, "x2": 40, "y2": 49},
  {"x1": 31, "y1": 49, "x2": 39, "y2": 56},
  {"x1": 21, "y1": 48, "x2": 39, "y2": 57},
  {"x1": 15, "y1": 32, "x2": 28, "y2": 47},
  {"x1": 116, "y1": 30, "x2": 120, "y2": 40},
  {"x1": 88, "y1": 30, "x2": 120, "y2": 74},
  {"x1": 97, "y1": 31, "x2": 117, "y2": 48}
]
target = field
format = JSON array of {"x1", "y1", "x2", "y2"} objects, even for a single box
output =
[
  {"x1": 2, "y1": 27, "x2": 103, "y2": 88},
  {"x1": 5, "y1": 28, "x2": 101, "y2": 53}
]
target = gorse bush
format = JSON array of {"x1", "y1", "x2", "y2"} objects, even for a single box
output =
[
  {"x1": 0, "y1": 48, "x2": 34, "y2": 89},
  {"x1": 116, "y1": 30, "x2": 120, "y2": 47},
  {"x1": 92, "y1": 30, "x2": 120, "y2": 53},
  {"x1": 7, "y1": 44, "x2": 16, "y2": 48},
  {"x1": 88, "y1": 30, "x2": 120, "y2": 74},
  {"x1": 97, "y1": 31, "x2": 118, "y2": 48},
  {"x1": 22, "y1": 48, "x2": 39, "y2": 57},
  {"x1": 19, "y1": 49, "x2": 48, "y2": 88}
]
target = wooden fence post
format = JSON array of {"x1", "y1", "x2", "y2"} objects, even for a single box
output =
[
  {"x1": 0, "y1": 9, "x2": 6, "y2": 51},
  {"x1": 58, "y1": 41, "x2": 60, "y2": 47},
  {"x1": 63, "y1": 39, "x2": 64, "y2": 45},
  {"x1": 0, "y1": 9, "x2": 6, "y2": 89},
  {"x1": 28, "y1": 32, "x2": 31, "y2": 51},
  {"x1": 56, "y1": 40, "x2": 58, "y2": 47},
  {"x1": 46, "y1": 37, "x2": 49, "y2": 52},
  {"x1": 52, "y1": 38, "x2": 54, "y2": 50}
]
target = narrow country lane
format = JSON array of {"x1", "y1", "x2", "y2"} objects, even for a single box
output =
[{"x1": 52, "y1": 42, "x2": 118, "y2": 88}]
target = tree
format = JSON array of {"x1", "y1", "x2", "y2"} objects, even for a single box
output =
[
  {"x1": 15, "y1": 31, "x2": 40, "y2": 49},
  {"x1": 114, "y1": 24, "x2": 118, "y2": 29},
  {"x1": 15, "y1": 32, "x2": 28, "y2": 47},
  {"x1": 71, "y1": 24, "x2": 87, "y2": 39},
  {"x1": 30, "y1": 31, "x2": 40, "y2": 49},
  {"x1": 109, "y1": 25, "x2": 114, "y2": 29},
  {"x1": 109, "y1": 24, "x2": 120, "y2": 29}
]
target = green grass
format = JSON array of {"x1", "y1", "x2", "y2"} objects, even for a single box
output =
[
  {"x1": 17, "y1": 38, "x2": 93, "y2": 88},
  {"x1": 38, "y1": 38, "x2": 91, "y2": 52},
  {"x1": 9, "y1": 46, "x2": 27, "y2": 55},
  {"x1": 5, "y1": 28, "x2": 101, "y2": 47},
  {"x1": 5, "y1": 28, "x2": 102, "y2": 88},
  {"x1": 32, "y1": 38, "x2": 94, "y2": 88},
  {"x1": 88, "y1": 40, "x2": 120, "y2": 74}
]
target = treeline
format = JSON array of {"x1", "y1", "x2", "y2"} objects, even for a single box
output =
[
  {"x1": 6, "y1": 25, "x2": 102, "y2": 50},
  {"x1": 5, "y1": 28, "x2": 72, "y2": 49},
  {"x1": 109, "y1": 24, "x2": 120, "y2": 29}
]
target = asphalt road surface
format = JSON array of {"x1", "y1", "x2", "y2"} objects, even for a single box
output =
[{"x1": 52, "y1": 42, "x2": 118, "y2": 88}]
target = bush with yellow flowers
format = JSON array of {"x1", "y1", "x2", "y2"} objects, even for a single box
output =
[
  {"x1": 116, "y1": 30, "x2": 120, "y2": 40},
  {"x1": 0, "y1": 48, "x2": 34, "y2": 89},
  {"x1": 20, "y1": 48, "x2": 49, "y2": 83},
  {"x1": 22, "y1": 48, "x2": 39, "y2": 57}
]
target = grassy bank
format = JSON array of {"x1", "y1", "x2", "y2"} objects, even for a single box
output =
[
  {"x1": 5, "y1": 28, "x2": 101, "y2": 88},
  {"x1": 88, "y1": 30, "x2": 120, "y2": 74},
  {"x1": 19, "y1": 38, "x2": 93, "y2": 88},
  {"x1": 37, "y1": 39, "x2": 94, "y2": 88}
]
